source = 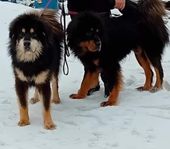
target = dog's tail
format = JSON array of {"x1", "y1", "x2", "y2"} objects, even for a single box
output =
[
  {"x1": 138, "y1": 0, "x2": 169, "y2": 44},
  {"x1": 40, "y1": 10, "x2": 63, "y2": 38},
  {"x1": 138, "y1": 0, "x2": 166, "y2": 18}
]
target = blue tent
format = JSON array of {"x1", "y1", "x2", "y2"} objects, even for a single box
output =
[{"x1": 34, "y1": 0, "x2": 58, "y2": 9}]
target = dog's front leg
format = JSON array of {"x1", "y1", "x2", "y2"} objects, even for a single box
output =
[
  {"x1": 37, "y1": 83, "x2": 56, "y2": 129},
  {"x1": 51, "y1": 74, "x2": 61, "y2": 104},
  {"x1": 15, "y1": 78, "x2": 30, "y2": 126},
  {"x1": 100, "y1": 67, "x2": 122, "y2": 107},
  {"x1": 70, "y1": 70, "x2": 99, "y2": 99},
  {"x1": 30, "y1": 88, "x2": 40, "y2": 104}
]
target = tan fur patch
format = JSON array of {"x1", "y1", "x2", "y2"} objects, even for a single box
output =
[
  {"x1": 51, "y1": 75, "x2": 60, "y2": 103},
  {"x1": 22, "y1": 28, "x2": 26, "y2": 33},
  {"x1": 15, "y1": 68, "x2": 49, "y2": 84},
  {"x1": 70, "y1": 70, "x2": 100, "y2": 99},
  {"x1": 154, "y1": 67, "x2": 162, "y2": 89},
  {"x1": 30, "y1": 28, "x2": 34, "y2": 33},
  {"x1": 15, "y1": 68, "x2": 28, "y2": 82},
  {"x1": 35, "y1": 70, "x2": 49, "y2": 84},
  {"x1": 18, "y1": 103, "x2": 30, "y2": 126},
  {"x1": 134, "y1": 49, "x2": 153, "y2": 90},
  {"x1": 101, "y1": 71, "x2": 123, "y2": 106},
  {"x1": 43, "y1": 109, "x2": 55, "y2": 129},
  {"x1": 79, "y1": 40, "x2": 97, "y2": 52}
]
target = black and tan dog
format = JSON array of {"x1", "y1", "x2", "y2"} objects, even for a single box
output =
[
  {"x1": 67, "y1": 0, "x2": 169, "y2": 106},
  {"x1": 8, "y1": 10, "x2": 63, "y2": 129}
]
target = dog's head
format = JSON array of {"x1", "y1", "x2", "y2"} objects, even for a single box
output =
[
  {"x1": 67, "y1": 12, "x2": 103, "y2": 56},
  {"x1": 9, "y1": 11, "x2": 62, "y2": 62}
]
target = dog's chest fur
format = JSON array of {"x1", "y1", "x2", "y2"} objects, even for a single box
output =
[
  {"x1": 14, "y1": 67, "x2": 50, "y2": 85},
  {"x1": 12, "y1": 48, "x2": 55, "y2": 85}
]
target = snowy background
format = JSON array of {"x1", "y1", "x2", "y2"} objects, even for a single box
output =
[{"x1": 0, "y1": 1, "x2": 170, "y2": 149}]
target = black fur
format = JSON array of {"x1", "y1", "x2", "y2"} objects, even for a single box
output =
[
  {"x1": 67, "y1": 0, "x2": 169, "y2": 104},
  {"x1": 9, "y1": 11, "x2": 63, "y2": 81},
  {"x1": 163, "y1": 1, "x2": 170, "y2": 10},
  {"x1": 8, "y1": 10, "x2": 63, "y2": 129}
]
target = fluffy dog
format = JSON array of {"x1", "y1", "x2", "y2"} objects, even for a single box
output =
[
  {"x1": 67, "y1": 0, "x2": 169, "y2": 106},
  {"x1": 8, "y1": 10, "x2": 63, "y2": 129}
]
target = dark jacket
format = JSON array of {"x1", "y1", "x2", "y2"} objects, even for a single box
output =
[{"x1": 67, "y1": 0, "x2": 116, "y2": 12}]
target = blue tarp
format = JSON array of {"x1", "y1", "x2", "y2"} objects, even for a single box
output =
[{"x1": 34, "y1": 0, "x2": 58, "y2": 9}]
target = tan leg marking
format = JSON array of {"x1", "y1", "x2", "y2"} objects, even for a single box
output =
[
  {"x1": 43, "y1": 109, "x2": 56, "y2": 129},
  {"x1": 79, "y1": 40, "x2": 97, "y2": 52},
  {"x1": 151, "y1": 67, "x2": 163, "y2": 92},
  {"x1": 51, "y1": 74, "x2": 61, "y2": 104},
  {"x1": 101, "y1": 71, "x2": 122, "y2": 107},
  {"x1": 134, "y1": 48, "x2": 153, "y2": 91},
  {"x1": 70, "y1": 70, "x2": 100, "y2": 99},
  {"x1": 18, "y1": 106, "x2": 30, "y2": 126}
]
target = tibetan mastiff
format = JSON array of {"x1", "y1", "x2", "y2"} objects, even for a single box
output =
[
  {"x1": 67, "y1": 0, "x2": 169, "y2": 106},
  {"x1": 8, "y1": 10, "x2": 63, "y2": 129}
]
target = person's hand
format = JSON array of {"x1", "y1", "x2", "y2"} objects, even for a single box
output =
[{"x1": 114, "y1": 0, "x2": 125, "y2": 10}]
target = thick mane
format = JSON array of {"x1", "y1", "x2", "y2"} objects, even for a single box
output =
[
  {"x1": 138, "y1": 0, "x2": 166, "y2": 18},
  {"x1": 40, "y1": 10, "x2": 64, "y2": 39}
]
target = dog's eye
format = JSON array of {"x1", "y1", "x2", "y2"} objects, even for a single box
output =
[
  {"x1": 90, "y1": 28, "x2": 94, "y2": 31},
  {"x1": 18, "y1": 32, "x2": 24, "y2": 38},
  {"x1": 96, "y1": 29, "x2": 99, "y2": 33},
  {"x1": 31, "y1": 33, "x2": 37, "y2": 38}
]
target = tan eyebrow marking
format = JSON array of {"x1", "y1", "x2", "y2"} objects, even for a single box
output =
[
  {"x1": 30, "y1": 28, "x2": 34, "y2": 33},
  {"x1": 22, "y1": 28, "x2": 26, "y2": 33}
]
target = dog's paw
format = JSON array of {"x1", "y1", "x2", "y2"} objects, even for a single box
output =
[
  {"x1": 18, "y1": 120, "x2": 30, "y2": 126},
  {"x1": 44, "y1": 121, "x2": 56, "y2": 130},
  {"x1": 87, "y1": 83, "x2": 100, "y2": 96},
  {"x1": 149, "y1": 86, "x2": 162, "y2": 93},
  {"x1": 100, "y1": 101, "x2": 117, "y2": 107},
  {"x1": 51, "y1": 98, "x2": 61, "y2": 104},
  {"x1": 69, "y1": 93, "x2": 86, "y2": 99},
  {"x1": 30, "y1": 97, "x2": 40, "y2": 104},
  {"x1": 137, "y1": 86, "x2": 161, "y2": 92},
  {"x1": 136, "y1": 86, "x2": 152, "y2": 91}
]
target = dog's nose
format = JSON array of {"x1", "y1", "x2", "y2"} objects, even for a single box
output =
[{"x1": 24, "y1": 41, "x2": 30, "y2": 50}]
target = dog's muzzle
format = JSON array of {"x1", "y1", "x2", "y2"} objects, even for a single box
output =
[{"x1": 24, "y1": 40, "x2": 31, "y2": 51}]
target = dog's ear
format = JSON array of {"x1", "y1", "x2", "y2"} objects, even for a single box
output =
[
  {"x1": 9, "y1": 33, "x2": 15, "y2": 39},
  {"x1": 9, "y1": 20, "x2": 16, "y2": 39},
  {"x1": 9, "y1": 15, "x2": 22, "y2": 39}
]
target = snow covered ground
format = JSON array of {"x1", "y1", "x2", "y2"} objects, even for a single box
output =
[{"x1": 0, "y1": 1, "x2": 170, "y2": 149}]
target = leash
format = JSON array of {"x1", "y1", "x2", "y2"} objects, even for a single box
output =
[
  {"x1": 67, "y1": 10, "x2": 110, "y2": 17},
  {"x1": 41, "y1": 0, "x2": 114, "y2": 76},
  {"x1": 59, "y1": 1, "x2": 70, "y2": 75},
  {"x1": 59, "y1": 9, "x2": 111, "y2": 76},
  {"x1": 40, "y1": 0, "x2": 70, "y2": 75}
]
